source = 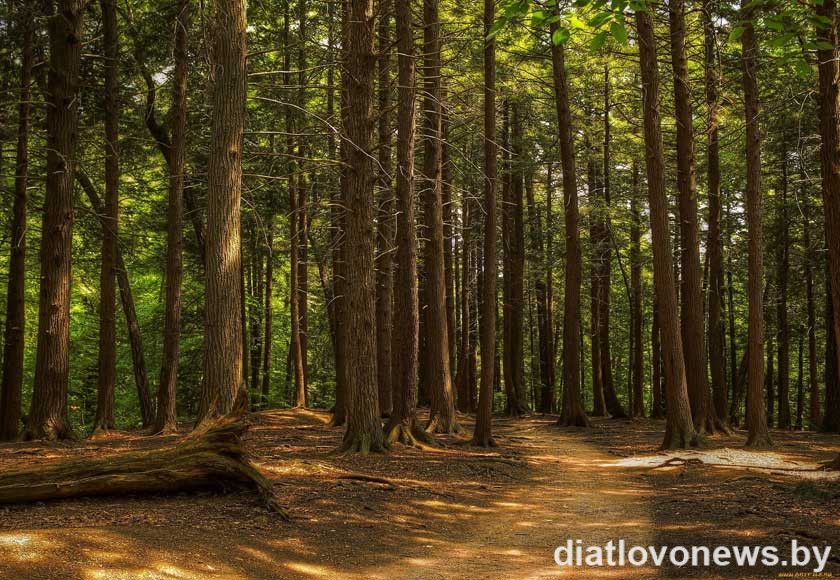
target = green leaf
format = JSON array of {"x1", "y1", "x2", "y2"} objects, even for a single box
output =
[
  {"x1": 795, "y1": 58, "x2": 812, "y2": 77},
  {"x1": 610, "y1": 21, "x2": 628, "y2": 44},
  {"x1": 590, "y1": 29, "x2": 608, "y2": 51},
  {"x1": 729, "y1": 25, "x2": 745, "y2": 42},
  {"x1": 552, "y1": 27, "x2": 571, "y2": 44},
  {"x1": 487, "y1": 17, "x2": 508, "y2": 41},
  {"x1": 767, "y1": 32, "x2": 794, "y2": 47}
]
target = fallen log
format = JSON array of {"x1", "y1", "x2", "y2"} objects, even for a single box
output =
[
  {"x1": 826, "y1": 454, "x2": 840, "y2": 471},
  {"x1": 0, "y1": 416, "x2": 287, "y2": 518}
]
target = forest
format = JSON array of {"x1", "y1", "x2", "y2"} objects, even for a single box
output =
[{"x1": 0, "y1": 0, "x2": 839, "y2": 576}]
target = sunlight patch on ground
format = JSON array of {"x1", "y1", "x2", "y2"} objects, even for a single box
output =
[
  {"x1": 0, "y1": 533, "x2": 31, "y2": 546},
  {"x1": 284, "y1": 561, "x2": 341, "y2": 576}
]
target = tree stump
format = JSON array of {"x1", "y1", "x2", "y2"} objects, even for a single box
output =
[{"x1": 0, "y1": 416, "x2": 287, "y2": 518}]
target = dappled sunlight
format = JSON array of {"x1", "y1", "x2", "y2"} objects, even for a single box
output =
[{"x1": 284, "y1": 561, "x2": 343, "y2": 576}]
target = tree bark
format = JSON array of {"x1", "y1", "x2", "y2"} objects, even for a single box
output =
[
  {"x1": 472, "y1": 0, "x2": 498, "y2": 446},
  {"x1": 740, "y1": 0, "x2": 772, "y2": 446},
  {"x1": 375, "y1": 0, "x2": 394, "y2": 417},
  {"x1": 630, "y1": 161, "x2": 644, "y2": 418},
  {"x1": 25, "y1": 0, "x2": 85, "y2": 441},
  {"x1": 261, "y1": 216, "x2": 274, "y2": 408},
  {"x1": 422, "y1": 0, "x2": 458, "y2": 433},
  {"x1": 198, "y1": 0, "x2": 248, "y2": 422},
  {"x1": 776, "y1": 141, "x2": 791, "y2": 429},
  {"x1": 339, "y1": 0, "x2": 384, "y2": 452},
  {"x1": 704, "y1": 0, "x2": 729, "y2": 428},
  {"x1": 815, "y1": 0, "x2": 840, "y2": 433},
  {"x1": 386, "y1": 0, "x2": 426, "y2": 446},
  {"x1": 635, "y1": 7, "x2": 696, "y2": 448},
  {"x1": 155, "y1": 0, "x2": 190, "y2": 434},
  {"x1": 0, "y1": 417, "x2": 285, "y2": 517},
  {"x1": 550, "y1": 22, "x2": 588, "y2": 427},
  {"x1": 668, "y1": 0, "x2": 717, "y2": 434},
  {"x1": 0, "y1": 4, "x2": 33, "y2": 441}
]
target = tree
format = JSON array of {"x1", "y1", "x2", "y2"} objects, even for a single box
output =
[
  {"x1": 635, "y1": 6, "x2": 696, "y2": 449},
  {"x1": 154, "y1": 0, "x2": 190, "y2": 434},
  {"x1": 386, "y1": 0, "x2": 426, "y2": 446},
  {"x1": 472, "y1": 0, "x2": 498, "y2": 446},
  {"x1": 668, "y1": 0, "x2": 718, "y2": 434},
  {"x1": 422, "y1": 0, "x2": 459, "y2": 433},
  {"x1": 24, "y1": 0, "x2": 85, "y2": 441},
  {"x1": 550, "y1": 21, "x2": 588, "y2": 427},
  {"x1": 704, "y1": 0, "x2": 729, "y2": 428},
  {"x1": 0, "y1": 1, "x2": 33, "y2": 441},
  {"x1": 338, "y1": 0, "x2": 384, "y2": 452},
  {"x1": 198, "y1": 0, "x2": 248, "y2": 422},
  {"x1": 630, "y1": 161, "x2": 644, "y2": 418},
  {"x1": 739, "y1": 0, "x2": 772, "y2": 447},
  {"x1": 776, "y1": 140, "x2": 791, "y2": 429}
]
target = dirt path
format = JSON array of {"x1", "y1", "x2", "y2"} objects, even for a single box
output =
[{"x1": 0, "y1": 411, "x2": 837, "y2": 579}]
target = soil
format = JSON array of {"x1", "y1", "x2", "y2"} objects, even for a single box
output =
[{"x1": 0, "y1": 410, "x2": 837, "y2": 579}]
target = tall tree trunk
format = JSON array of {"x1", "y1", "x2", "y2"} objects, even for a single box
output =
[
  {"x1": 421, "y1": 0, "x2": 458, "y2": 433},
  {"x1": 630, "y1": 161, "x2": 645, "y2": 418},
  {"x1": 776, "y1": 142, "x2": 791, "y2": 429},
  {"x1": 443, "y1": 110, "x2": 457, "y2": 379},
  {"x1": 704, "y1": 0, "x2": 729, "y2": 428},
  {"x1": 386, "y1": 0, "x2": 425, "y2": 445},
  {"x1": 599, "y1": 70, "x2": 625, "y2": 419},
  {"x1": 296, "y1": 0, "x2": 310, "y2": 398},
  {"x1": 668, "y1": 0, "x2": 716, "y2": 434},
  {"x1": 824, "y1": 276, "x2": 840, "y2": 432},
  {"x1": 740, "y1": 0, "x2": 772, "y2": 446},
  {"x1": 815, "y1": 0, "x2": 840, "y2": 433},
  {"x1": 651, "y1": 295, "x2": 664, "y2": 418},
  {"x1": 198, "y1": 0, "x2": 248, "y2": 422},
  {"x1": 154, "y1": 0, "x2": 190, "y2": 434},
  {"x1": 635, "y1": 7, "x2": 696, "y2": 449},
  {"x1": 375, "y1": 0, "x2": 394, "y2": 417},
  {"x1": 93, "y1": 0, "x2": 121, "y2": 435},
  {"x1": 550, "y1": 22, "x2": 588, "y2": 427},
  {"x1": 25, "y1": 0, "x2": 85, "y2": 441},
  {"x1": 339, "y1": 0, "x2": 384, "y2": 452},
  {"x1": 0, "y1": 4, "x2": 33, "y2": 441},
  {"x1": 472, "y1": 0, "x2": 498, "y2": 446},
  {"x1": 261, "y1": 216, "x2": 274, "y2": 408},
  {"x1": 802, "y1": 168, "x2": 820, "y2": 427},
  {"x1": 456, "y1": 193, "x2": 475, "y2": 412},
  {"x1": 587, "y1": 151, "x2": 606, "y2": 418},
  {"x1": 766, "y1": 331, "x2": 775, "y2": 426},
  {"x1": 796, "y1": 327, "x2": 804, "y2": 429}
]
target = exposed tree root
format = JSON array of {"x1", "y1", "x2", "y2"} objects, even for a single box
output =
[
  {"x1": 337, "y1": 474, "x2": 398, "y2": 488},
  {"x1": 660, "y1": 428, "x2": 701, "y2": 450},
  {"x1": 823, "y1": 454, "x2": 840, "y2": 470},
  {"x1": 557, "y1": 410, "x2": 591, "y2": 427},
  {"x1": 0, "y1": 415, "x2": 288, "y2": 519},
  {"x1": 385, "y1": 420, "x2": 435, "y2": 448},
  {"x1": 469, "y1": 433, "x2": 498, "y2": 447},
  {"x1": 654, "y1": 457, "x2": 705, "y2": 469},
  {"x1": 336, "y1": 432, "x2": 388, "y2": 454},
  {"x1": 425, "y1": 415, "x2": 461, "y2": 435},
  {"x1": 745, "y1": 432, "x2": 774, "y2": 449}
]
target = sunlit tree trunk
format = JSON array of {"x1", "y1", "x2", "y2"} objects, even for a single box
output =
[
  {"x1": 198, "y1": 0, "x2": 248, "y2": 422},
  {"x1": 25, "y1": 0, "x2": 85, "y2": 441},
  {"x1": 0, "y1": 4, "x2": 33, "y2": 441},
  {"x1": 635, "y1": 7, "x2": 696, "y2": 449}
]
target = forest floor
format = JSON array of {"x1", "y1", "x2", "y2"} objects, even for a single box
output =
[{"x1": 0, "y1": 409, "x2": 838, "y2": 579}]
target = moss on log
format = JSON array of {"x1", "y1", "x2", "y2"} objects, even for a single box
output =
[{"x1": 0, "y1": 416, "x2": 287, "y2": 518}]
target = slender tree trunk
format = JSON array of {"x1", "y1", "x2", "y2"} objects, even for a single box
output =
[
  {"x1": 635, "y1": 7, "x2": 696, "y2": 448},
  {"x1": 339, "y1": 0, "x2": 384, "y2": 452},
  {"x1": 704, "y1": 0, "x2": 729, "y2": 428},
  {"x1": 802, "y1": 169, "x2": 820, "y2": 426},
  {"x1": 386, "y1": 0, "x2": 426, "y2": 446},
  {"x1": 740, "y1": 0, "x2": 772, "y2": 446},
  {"x1": 198, "y1": 0, "x2": 248, "y2": 422},
  {"x1": 776, "y1": 142, "x2": 791, "y2": 429},
  {"x1": 25, "y1": 0, "x2": 85, "y2": 441},
  {"x1": 630, "y1": 161, "x2": 644, "y2": 418},
  {"x1": 443, "y1": 109, "x2": 457, "y2": 379},
  {"x1": 651, "y1": 294, "x2": 664, "y2": 418},
  {"x1": 261, "y1": 216, "x2": 274, "y2": 408},
  {"x1": 766, "y1": 331, "x2": 775, "y2": 426},
  {"x1": 0, "y1": 5, "x2": 33, "y2": 441},
  {"x1": 472, "y1": 0, "x2": 498, "y2": 446},
  {"x1": 154, "y1": 0, "x2": 190, "y2": 433},
  {"x1": 815, "y1": 0, "x2": 840, "y2": 433},
  {"x1": 796, "y1": 328, "x2": 804, "y2": 429},
  {"x1": 668, "y1": 0, "x2": 717, "y2": 434},
  {"x1": 421, "y1": 0, "x2": 458, "y2": 433},
  {"x1": 599, "y1": 71, "x2": 625, "y2": 419},
  {"x1": 375, "y1": 0, "x2": 394, "y2": 417},
  {"x1": 588, "y1": 151, "x2": 606, "y2": 418},
  {"x1": 550, "y1": 22, "x2": 588, "y2": 427},
  {"x1": 296, "y1": 0, "x2": 310, "y2": 397}
]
